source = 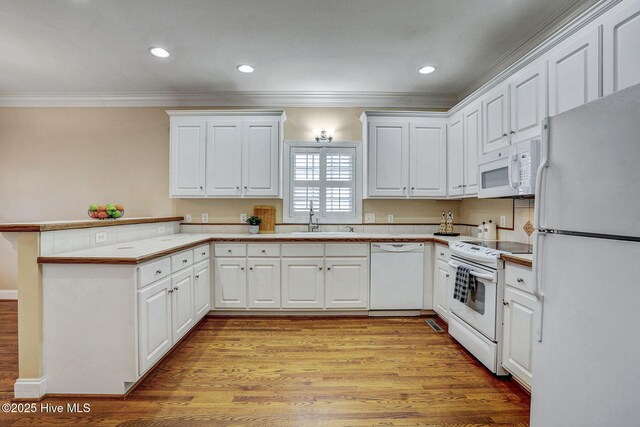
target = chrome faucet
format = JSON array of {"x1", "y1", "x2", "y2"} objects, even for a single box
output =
[
  {"x1": 344, "y1": 226, "x2": 355, "y2": 233},
  {"x1": 308, "y1": 201, "x2": 320, "y2": 232}
]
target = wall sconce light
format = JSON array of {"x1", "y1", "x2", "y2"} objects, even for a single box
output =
[{"x1": 313, "y1": 128, "x2": 334, "y2": 143}]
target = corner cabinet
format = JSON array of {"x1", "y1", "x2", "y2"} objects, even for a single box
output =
[
  {"x1": 168, "y1": 111, "x2": 285, "y2": 198},
  {"x1": 362, "y1": 112, "x2": 447, "y2": 199}
]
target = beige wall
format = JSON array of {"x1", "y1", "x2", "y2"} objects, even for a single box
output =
[{"x1": 0, "y1": 106, "x2": 519, "y2": 291}]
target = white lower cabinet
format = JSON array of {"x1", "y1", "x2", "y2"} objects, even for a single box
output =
[
  {"x1": 325, "y1": 258, "x2": 369, "y2": 308},
  {"x1": 171, "y1": 268, "x2": 195, "y2": 342},
  {"x1": 247, "y1": 258, "x2": 281, "y2": 308},
  {"x1": 214, "y1": 258, "x2": 247, "y2": 308},
  {"x1": 138, "y1": 277, "x2": 173, "y2": 374},
  {"x1": 193, "y1": 260, "x2": 211, "y2": 320},
  {"x1": 433, "y1": 258, "x2": 451, "y2": 321},
  {"x1": 281, "y1": 258, "x2": 325, "y2": 308},
  {"x1": 502, "y1": 286, "x2": 537, "y2": 389}
]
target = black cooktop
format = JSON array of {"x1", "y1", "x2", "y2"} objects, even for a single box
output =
[{"x1": 461, "y1": 240, "x2": 533, "y2": 254}]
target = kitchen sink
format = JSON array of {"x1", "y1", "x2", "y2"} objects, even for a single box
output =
[{"x1": 290, "y1": 231, "x2": 357, "y2": 236}]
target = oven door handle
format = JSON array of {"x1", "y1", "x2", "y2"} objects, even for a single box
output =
[{"x1": 447, "y1": 261, "x2": 495, "y2": 281}]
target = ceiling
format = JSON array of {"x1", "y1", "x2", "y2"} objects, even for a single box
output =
[{"x1": 0, "y1": 0, "x2": 593, "y2": 107}]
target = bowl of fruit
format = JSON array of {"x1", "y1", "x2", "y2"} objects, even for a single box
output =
[{"x1": 88, "y1": 204, "x2": 125, "y2": 220}]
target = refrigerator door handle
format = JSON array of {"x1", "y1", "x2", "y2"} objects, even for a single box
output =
[
  {"x1": 533, "y1": 230, "x2": 546, "y2": 342},
  {"x1": 534, "y1": 118, "x2": 550, "y2": 228}
]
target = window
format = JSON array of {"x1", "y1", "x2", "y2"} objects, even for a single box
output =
[{"x1": 284, "y1": 143, "x2": 361, "y2": 224}]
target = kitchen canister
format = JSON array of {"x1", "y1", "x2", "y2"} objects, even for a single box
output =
[{"x1": 483, "y1": 220, "x2": 497, "y2": 240}]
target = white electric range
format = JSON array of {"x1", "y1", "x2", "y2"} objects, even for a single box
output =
[{"x1": 447, "y1": 240, "x2": 533, "y2": 375}]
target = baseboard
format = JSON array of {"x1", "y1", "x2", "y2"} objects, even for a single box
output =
[
  {"x1": 14, "y1": 377, "x2": 47, "y2": 399},
  {"x1": 368, "y1": 310, "x2": 422, "y2": 317},
  {"x1": 207, "y1": 309, "x2": 369, "y2": 317},
  {"x1": 0, "y1": 289, "x2": 18, "y2": 300}
]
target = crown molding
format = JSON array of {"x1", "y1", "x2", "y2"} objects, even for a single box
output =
[{"x1": 0, "y1": 91, "x2": 458, "y2": 109}]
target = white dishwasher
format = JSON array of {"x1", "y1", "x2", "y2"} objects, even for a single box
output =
[{"x1": 370, "y1": 242, "x2": 424, "y2": 310}]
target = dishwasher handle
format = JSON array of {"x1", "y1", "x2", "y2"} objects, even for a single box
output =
[{"x1": 372, "y1": 243, "x2": 423, "y2": 253}]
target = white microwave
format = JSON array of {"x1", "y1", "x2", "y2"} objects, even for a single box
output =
[{"x1": 478, "y1": 139, "x2": 540, "y2": 198}]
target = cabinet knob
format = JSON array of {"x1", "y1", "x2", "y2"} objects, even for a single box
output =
[
  {"x1": 445, "y1": 274, "x2": 450, "y2": 278},
  {"x1": 241, "y1": 267, "x2": 245, "y2": 271},
  {"x1": 517, "y1": 277, "x2": 524, "y2": 283},
  {"x1": 440, "y1": 252, "x2": 445, "y2": 256},
  {"x1": 249, "y1": 267, "x2": 253, "y2": 271},
  {"x1": 244, "y1": 186, "x2": 248, "y2": 189},
  {"x1": 202, "y1": 252, "x2": 206, "y2": 256},
  {"x1": 228, "y1": 249, "x2": 232, "y2": 253},
  {"x1": 503, "y1": 300, "x2": 509, "y2": 306},
  {"x1": 403, "y1": 187, "x2": 407, "y2": 190},
  {"x1": 183, "y1": 259, "x2": 188, "y2": 263},
  {"x1": 319, "y1": 267, "x2": 323, "y2": 271},
  {"x1": 327, "y1": 267, "x2": 331, "y2": 271},
  {"x1": 261, "y1": 249, "x2": 266, "y2": 253},
  {"x1": 156, "y1": 269, "x2": 162, "y2": 275},
  {"x1": 195, "y1": 275, "x2": 200, "y2": 279},
  {"x1": 199, "y1": 186, "x2": 203, "y2": 190},
  {"x1": 510, "y1": 130, "x2": 516, "y2": 135},
  {"x1": 168, "y1": 289, "x2": 173, "y2": 294},
  {"x1": 503, "y1": 133, "x2": 508, "y2": 137},
  {"x1": 411, "y1": 187, "x2": 415, "y2": 190},
  {"x1": 174, "y1": 286, "x2": 179, "y2": 291},
  {"x1": 236, "y1": 186, "x2": 240, "y2": 190},
  {"x1": 462, "y1": 184, "x2": 467, "y2": 188}
]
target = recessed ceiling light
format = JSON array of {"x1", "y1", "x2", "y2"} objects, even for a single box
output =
[
  {"x1": 236, "y1": 64, "x2": 255, "y2": 73},
  {"x1": 418, "y1": 65, "x2": 436, "y2": 74},
  {"x1": 149, "y1": 47, "x2": 170, "y2": 58}
]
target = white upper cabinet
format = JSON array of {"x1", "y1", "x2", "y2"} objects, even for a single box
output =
[
  {"x1": 170, "y1": 119, "x2": 206, "y2": 197},
  {"x1": 242, "y1": 120, "x2": 280, "y2": 197},
  {"x1": 508, "y1": 59, "x2": 548, "y2": 143},
  {"x1": 367, "y1": 121, "x2": 409, "y2": 197},
  {"x1": 603, "y1": 0, "x2": 640, "y2": 95},
  {"x1": 481, "y1": 83, "x2": 510, "y2": 161},
  {"x1": 168, "y1": 111, "x2": 284, "y2": 198},
  {"x1": 447, "y1": 113, "x2": 464, "y2": 197},
  {"x1": 462, "y1": 101, "x2": 481, "y2": 196},
  {"x1": 410, "y1": 120, "x2": 447, "y2": 197},
  {"x1": 206, "y1": 121, "x2": 242, "y2": 196},
  {"x1": 548, "y1": 27, "x2": 600, "y2": 116},
  {"x1": 364, "y1": 113, "x2": 447, "y2": 199}
]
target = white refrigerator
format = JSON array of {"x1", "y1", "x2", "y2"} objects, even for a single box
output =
[{"x1": 530, "y1": 83, "x2": 640, "y2": 426}]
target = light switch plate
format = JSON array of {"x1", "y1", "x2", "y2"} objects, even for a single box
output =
[
  {"x1": 158, "y1": 226, "x2": 165, "y2": 234},
  {"x1": 185, "y1": 214, "x2": 192, "y2": 223},
  {"x1": 95, "y1": 232, "x2": 107, "y2": 243},
  {"x1": 240, "y1": 213, "x2": 247, "y2": 223},
  {"x1": 365, "y1": 213, "x2": 375, "y2": 223},
  {"x1": 202, "y1": 213, "x2": 209, "y2": 223},
  {"x1": 387, "y1": 214, "x2": 394, "y2": 223}
]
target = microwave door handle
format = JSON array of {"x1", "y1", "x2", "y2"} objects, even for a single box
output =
[{"x1": 511, "y1": 154, "x2": 519, "y2": 188}]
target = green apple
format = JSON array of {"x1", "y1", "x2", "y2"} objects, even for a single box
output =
[
  {"x1": 112, "y1": 210, "x2": 123, "y2": 218},
  {"x1": 88, "y1": 204, "x2": 98, "y2": 211}
]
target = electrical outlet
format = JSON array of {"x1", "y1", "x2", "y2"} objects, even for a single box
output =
[
  {"x1": 95, "y1": 231, "x2": 107, "y2": 244},
  {"x1": 202, "y1": 213, "x2": 209, "y2": 223},
  {"x1": 158, "y1": 226, "x2": 165, "y2": 234},
  {"x1": 240, "y1": 213, "x2": 247, "y2": 223},
  {"x1": 365, "y1": 213, "x2": 375, "y2": 223},
  {"x1": 387, "y1": 214, "x2": 394, "y2": 223},
  {"x1": 185, "y1": 214, "x2": 192, "y2": 223},
  {"x1": 500, "y1": 215, "x2": 506, "y2": 227}
]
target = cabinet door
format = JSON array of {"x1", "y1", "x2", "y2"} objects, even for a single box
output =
[
  {"x1": 138, "y1": 277, "x2": 172, "y2": 374},
  {"x1": 281, "y1": 258, "x2": 324, "y2": 308},
  {"x1": 247, "y1": 258, "x2": 281, "y2": 309},
  {"x1": 214, "y1": 258, "x2": 247, "y2": 308},
  {"x1": 242, "y1": 120, "x2": 280, "y2": 197},
  {"x1": 170, "y1": 119, "x2": 206, "y2": 197},
  {"x1": 193, "y1": 260, "x2": 211, "y2": 320},
  {"x1": 502, "y1": 287, "x2": 537, "y2": 389},
  {"x1": 481, "y1": 83, "x2": 510, "y2": 161},
  {"x1": 325, "y1": 258, "x2": 369, "y2": 308},
  {"x1": 206, "y1": 121, "x2": 242, "y2": 196},
  {"x1": 171, "y1": 269, "x2": 195, "y2": 343},
  {"x1": 433, "y1": 259, "x2": 450, "y2": 321},
  {"x1": 409, "y1": 120, "x2": 447, "y2": 197},
  {"x1": 463, "y1": 101, "x2": 481, "y2": 195},
  {"x1": 548, "y1": 27, "x2": 600, "y2": 116},
  {"x1": 447, "y1": 113, "x2": 464, "y2": 197},
  {"x1": 603, "y1": 1, "x2": 640, "y2": 95},
  {"x1": 509, "y1": 60, "x2": 547, "y2": 143},
  {"x1": 368, "y1": 122, "x2": 409, "y2": 197}
]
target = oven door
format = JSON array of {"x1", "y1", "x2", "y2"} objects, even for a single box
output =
[
  {"x1": 448, "y1": 258, "x2": 498, "y2": 341},
  {"x1": 478, "y1": 148, "x2": 518, "y2": 198}
]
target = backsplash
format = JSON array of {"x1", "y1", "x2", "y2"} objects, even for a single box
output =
[
  {"x1": 181, "y1": 223, "x2": 475, "y2": 235},
  {"x1": 497, "y1": 199, "x2": 535, "y2": 244}
]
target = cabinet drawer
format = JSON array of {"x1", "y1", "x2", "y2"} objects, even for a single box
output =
[
  {"x1": 171, "y1": 250, "x2": 194, "y2": 272},
  {"x1": 435, "y1": 244, "x2": 451, "y2": 262},
  {"x1": 248, "y1": 244, "x2": 280, "y2": 257},
  {"x1": 138, "y1": 257, "x2": 172, "y2": 288},
  {"x1": 325, "y1": 243, "x2": 369, "y2": 257},
  {"x1": 505, "y1": 262, "x2": 534, "y2": 293},
  {"x1": 193, "y1": 244, "x2": 210, "y2": 262},
  {"x1": 282, "y1": 244, "x2": 324, "y2": 257},
  {"x1": 215, "y1": 244, "x2": 247, "y2": 257}
]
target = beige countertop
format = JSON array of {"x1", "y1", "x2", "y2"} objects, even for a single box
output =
[
  {"x1": 0, "y1": 216, "x2": 184, "y2": 232},
  {"x1": 501, "y1": 253, "x2": 533, "y2": 268},
  {"x1": 38, "y1": 232, "x2": 468, "y2": 265}
]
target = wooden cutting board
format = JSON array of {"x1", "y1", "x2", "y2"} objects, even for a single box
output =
[{"x1": 253, "y1": 205, "x2": 276, "y2": 234}]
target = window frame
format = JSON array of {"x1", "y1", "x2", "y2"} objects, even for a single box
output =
[{"x1": 283, "y1": 140, "x2": 362, "y2": 224}]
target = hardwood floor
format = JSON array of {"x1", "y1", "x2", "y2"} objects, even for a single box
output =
[{"x1": 0, "y1": 300, "x2": 530, "y2": 426}]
